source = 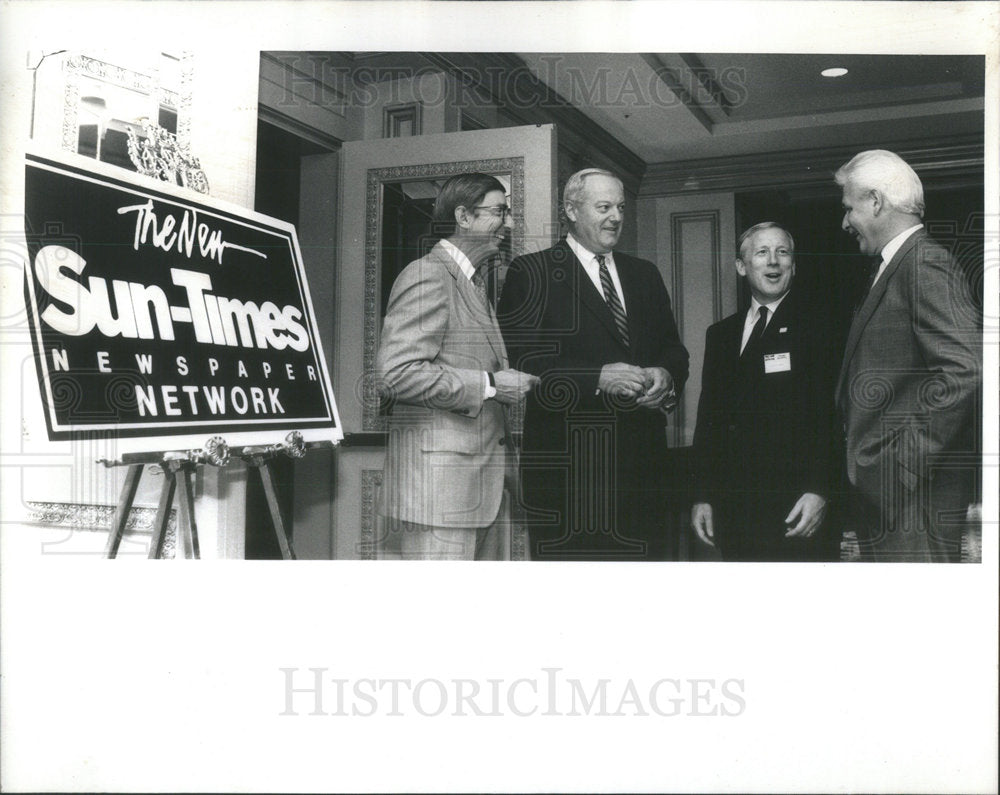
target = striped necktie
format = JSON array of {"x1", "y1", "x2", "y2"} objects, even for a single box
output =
[
  {"x1": 471, "y1": 264, "x2": 491, "y2": 311},
  {"x1": 597, "y1": 254, "x2": 629, "y2": 347}
]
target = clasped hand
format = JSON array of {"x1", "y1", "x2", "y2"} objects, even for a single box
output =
[
  {"x1": 492, "y1": 368, "x2": 540, "y2": 404},
  {"x1": 598, "y1": 363, "x2": 673, "y2": 408}
]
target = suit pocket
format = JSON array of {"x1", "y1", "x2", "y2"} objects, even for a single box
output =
[
  {"x1": 421, "y1": 431, "x2": 485, "y2": 454},
  {"x1": 422, "y1": 411, "x2": 491, "y2": 454}
]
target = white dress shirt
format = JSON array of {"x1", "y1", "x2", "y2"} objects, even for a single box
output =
[
  {"x1": 872, "y1": 224, "x2": 922, "y2": 287},
  {"x1": 740, "y1": 293, "x2": 789, "y2": 354},
  {"x1": 440, "y1": 238, "x2": 476, "y2": 281},
  {"x1": 567, "y1": 233, "x2": 627, "y2": 312}
]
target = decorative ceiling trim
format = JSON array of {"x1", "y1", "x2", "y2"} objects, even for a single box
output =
[
  {"x1": 640, "y1": 136, "x2": 984, "y2": 197},
  {"x1": 422, "y1": 52, "x2": 646, "y2": 189},
  {"x1": 258, "y1": 105, "x2": 343, "y2": 151},
  {"x1": 639, "y1": 53, "x2": 717, "y2": 132}
]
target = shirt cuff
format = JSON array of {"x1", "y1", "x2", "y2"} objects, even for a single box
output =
[{"x1": 484, "y1": 371, "x2": 497, "y2": 400}]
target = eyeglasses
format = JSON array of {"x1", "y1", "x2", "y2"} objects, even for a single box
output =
[{"x1": 472, "y1": 204, "x2": 512, "y2": 221}]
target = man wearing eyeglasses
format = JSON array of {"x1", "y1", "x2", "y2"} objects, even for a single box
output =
[
  {"x1": 498, "y1": 168, "x2": 689, "y2": 561},
  {"x1": 376, "y1": 173, "x2": 538, "y2": 559}
]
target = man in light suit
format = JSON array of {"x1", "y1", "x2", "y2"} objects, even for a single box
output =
[
  {"x1": 497, "y1": 168, "x2": 689, "y2": 561},
  {"x1": 835, "y1": 150, "x2": 981, "y2": 562},
  {"x1": 376, "y1": 173, "x2": 538, "y2": 560},
  {"x1": 691, "y1": 222, "x2": 842, "y2": 562}
]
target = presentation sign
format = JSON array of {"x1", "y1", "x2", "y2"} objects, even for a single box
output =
[{"x1": 22, "y1": 150, "x2": 342, "y2": 452}]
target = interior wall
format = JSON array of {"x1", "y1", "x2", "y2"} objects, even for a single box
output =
[
  {"x1": 636, "y1": 191, "x2": 738, "y2": 448},
  {"x1": 292, "y1": 152, "x2": 341, "y2": 559}
]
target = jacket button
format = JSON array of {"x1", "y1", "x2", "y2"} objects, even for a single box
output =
[
  {"x1": 498, "y1": 438, "x2": 505, "y2": 446},
  {"x1": 728, "y1": 424, "x2": 737, "y2": 431}
]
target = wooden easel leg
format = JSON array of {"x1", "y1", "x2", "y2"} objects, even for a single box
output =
[
  {"x1": 104, "y1": 464, "x2": 143, "y2": 559},
  {"x1": 257, "y1": 461, "x2": 296, "y2": 560},
  {"x1": 175, "y1": 464, "x2": 201, "y2": 560},
  {"x1": 149, "y1": 467, "x2": 177, "y2": 559}
]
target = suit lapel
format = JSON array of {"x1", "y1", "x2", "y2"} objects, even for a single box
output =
[
  {"x1": 434, "y1": 241, "x2": 509, "y2": 367},
  {"x1": 836, "y1": 231, "x2": 920, "y2": 397}
]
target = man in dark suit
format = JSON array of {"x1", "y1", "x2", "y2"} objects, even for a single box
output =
[
  {"x1": 690, "y1": 222, "x2": 842, "y2": 562},
  {"x1": 834, "y1": 150, "x2": 981, "y2": 562},
  {"x1": 497, "y1": 168, "x2": 688, "y2": 561}
]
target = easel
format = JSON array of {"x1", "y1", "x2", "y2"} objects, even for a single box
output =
[{"x1": 99, "y1": 432, "x2": 328, "y2": 559}]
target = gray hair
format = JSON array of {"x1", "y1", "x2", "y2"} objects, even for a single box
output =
[
  {"x1": 737, "y1": 222, "x2": 795, "y2": 262},
  {"x1": 562, "y1": 168, "x2": 621, "y2": 207},
  {"x1": 834, "y1": 149, "x2": 925, "y2": 217}
]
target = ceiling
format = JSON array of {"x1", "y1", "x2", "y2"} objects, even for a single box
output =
[
  {"x1": 295, "y1": 51, "x2": 985, "y2": 165},
  {"x1": 517, "y1": 52, "x2": 984, "y2": 162}
]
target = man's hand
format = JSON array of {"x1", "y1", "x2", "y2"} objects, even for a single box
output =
[
  {"x1": 691, "y1": 502, "x2": 715, "y2": 547},
  {"x1": 492, "y1": 368, "x2": 540, "y2": 405},
  {"x1": 636, "y1": 366, "x2": 675, "y2": 408},
  {"x1": 598, "y1": 363, "x2": 647, "y2": 399},
  {"x1": 784, "y1": 492, "x2": 827, "y2": 538}
]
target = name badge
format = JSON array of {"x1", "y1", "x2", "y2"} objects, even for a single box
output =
[{"x1": 763, "y1": 352, "x2": 791, "y2": 373}]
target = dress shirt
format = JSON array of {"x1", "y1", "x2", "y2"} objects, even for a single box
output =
[
  {"x1": 567, "y1": 233, "x2": 627, "y2": 313},
  {"x1": 872, "y1": 224, "x2": 922, "y2": 287},
  {"x1": 740, "y1": 293, "x2": 789, "y2": 354},
  {"x1": 439, "y1": 239, "x2": 494, "y2": 399}
]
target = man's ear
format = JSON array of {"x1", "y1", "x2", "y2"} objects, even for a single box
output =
[
  {"x1": 454, "y1": 205, "x2": 471, "y2": 231},
  {"x1": 734, "y1": 257, "x2": 747, "y2": 277},
  {"x1": 869, "y1": 188, "x2": 884, "y2": 216},
  {"x1": 563, "y1": 201, "x2": 578, "y2": 224}
]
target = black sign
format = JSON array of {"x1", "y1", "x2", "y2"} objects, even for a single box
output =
[{"x1": 23, "y1": 151, "x2": 341, "y2": 450}]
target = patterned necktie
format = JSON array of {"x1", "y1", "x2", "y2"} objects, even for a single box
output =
[
  {"x1": 742, "y1": 305, "x2": 768, "y2": 356},
  {"x1": 471, "y1": 264, "x2": 491, "y2": 311},
  {"x1": 597, "y1": 254, "x2": 629, "y2": 347}
]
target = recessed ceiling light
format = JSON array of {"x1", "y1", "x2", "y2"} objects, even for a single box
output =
[{"x1": 821, "y1": 67, "x2": 849, "y2": 78}]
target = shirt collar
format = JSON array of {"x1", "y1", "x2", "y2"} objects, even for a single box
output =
[
  {"x1": 566, "y1": 233, "x2": 612, "y2": 269},
  {"x1": 749, "y1": 291, "x2": 789, "y2": 320},
  {"x1": 439, "y1": 238, "x2": 476, "y2": 281},
  {"x1": 879, "y1": 224, "x2": 923, "y2": 267}
]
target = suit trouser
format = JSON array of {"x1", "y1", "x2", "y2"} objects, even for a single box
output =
[
  {"x1": 391, "y1": 454, "x2": 521, "y2": 561},
  {"x1": 394, "y1": 492, "x2": 511, "y2": 560},
  {"x1": 847, "y1": 487, "x2": 963, "y2": 563}
]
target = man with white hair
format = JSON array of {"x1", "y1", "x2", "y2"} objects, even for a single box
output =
[
  {"x1": 835, "y1": 149, "x2": 981, "y2": 562},
  {"x1": 498, "y1": 168, "x2": 689, "y2": 561}
]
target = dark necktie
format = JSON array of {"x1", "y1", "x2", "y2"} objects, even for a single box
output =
[
  {"x1": 742, "y1": 305, "x2": 768, "y2": 356},
  {"x1": 854, "y1": 258, "x2": 883, "y2": 314},
  {"x1": 597, "y1": 254, "x2": 629, "y2": 347},
  {"x1": 866, "y1": 258, "x2": 884, "y2": 293}
]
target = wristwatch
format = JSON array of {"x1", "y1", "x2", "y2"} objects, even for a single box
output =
[{"x1": 485, "y1": 371, "x2": 497, "y2": 400}]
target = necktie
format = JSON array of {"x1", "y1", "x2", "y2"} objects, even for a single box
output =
[
  {"x1": 854, "y1": 258, "x2": 882, "y2": 314},
  {"x1": 866, "y1": 258, "x2": 883, "y2": 292},
  {"x1": 597, "y1": 255, "x2": 629, "y2": 347},
  {"x1": 471, "y1": 265, "x2": 491, "y2": 311},
  {"x1": 742, "y1": 305, "x2": 768, "y2": 356}
]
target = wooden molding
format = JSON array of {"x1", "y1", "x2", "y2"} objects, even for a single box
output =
[
  {"x1": 641, "y1": 136, "x2": 984, "y2": 197},
  {"x1": 422, "y1": 52, "x2": 646, "y2": 191}
]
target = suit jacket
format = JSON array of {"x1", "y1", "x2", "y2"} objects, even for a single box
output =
[
  {"x1": 497, "y1": 239, "x2": 688, "y2": 554},
  {"x1": 835, "y1": 229, "x2": 981, "y2": 537},
  {"x1": 692, "y1": 289, "x2": 841, "y2": 549},
  {"x1": 376, "y1": 240, "x2": 512, "y2": 528}
]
